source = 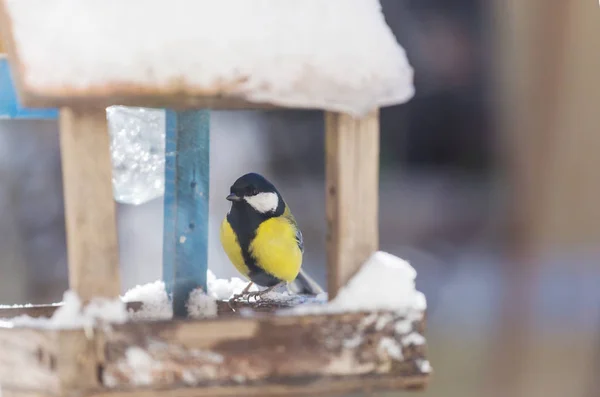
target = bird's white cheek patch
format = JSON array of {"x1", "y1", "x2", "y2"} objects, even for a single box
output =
[{"x1": 245, "y1": 192, "x2": 279, "y2": 213}]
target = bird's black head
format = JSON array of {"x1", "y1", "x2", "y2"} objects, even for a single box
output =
[{"x1": 226, "y1": 173, "x2": 284, "y2": 216}]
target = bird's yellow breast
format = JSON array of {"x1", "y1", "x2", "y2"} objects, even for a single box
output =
[
  {"x1": 250, "y1": 216, "x2": 302, "y2": 283},
  {"x1": 220, "y1": 218, "x2": 250, "y2": 278}
]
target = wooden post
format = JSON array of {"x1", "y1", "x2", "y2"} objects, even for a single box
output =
[
  {"x1": 325, "y1": 110, "x2": 380, "y2": 299},
  {"x1": 162, "y1": 110, "x2": 210, "y2": 318},
  {"x1": 59, "y1": 108, "x2": 120, "y2": 301}
]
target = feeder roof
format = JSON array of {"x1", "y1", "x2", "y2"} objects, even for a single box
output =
[{"x1": 0, "y1": 0, "x2": 414, "y2": 115}]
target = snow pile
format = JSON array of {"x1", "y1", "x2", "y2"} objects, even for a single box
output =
[
  {"x1": 0, "y1": 291, "x2": 127, "y2": 329},
  {"x1": 207, "y1": 270, "x2": 258, "y2": 300},
  {"x1": 289, "y1": 251, "x2": 427, "y2": 315},
  {"x1": 121, "y1": 270, "x2": 254, "y2": 320},
  {"x1": 5, "y1": 0, "x2": 414, "y2": 116},
  {"x1": 187, "y1": 288, "x2": 217, "y2": 319},
  {"x1": 122, "y1": 280, "x2": 171, "y2": 320}
]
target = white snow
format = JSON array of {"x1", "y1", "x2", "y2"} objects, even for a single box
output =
[
  {"x1": 288, "y1": 251, "x2": 427, "y2": 316},
  {"x1": 122, "y1": 280, "x2": 172, "y2": 320},
  {"x1": 111, "y1": 347, "x2": 160, "y2": 386},
  {"x1": 207, "y1": 270, "x2": 259, "y2": 300},
  {"x1": 187, "y1": 288, "x2": 217, "y2": 319},
  {"x1": 0, "y1": 291, "x2": 128, "y2": 329},
  {"x1": 402, "y1": 332, "x2": 426, "y2": 346},
  {"x1": 5, "y1": 0, "x2": 414, "y2": 116},
  {"x1": 120, "y1": 270, "x2": 257, "y2": 320},
  {"x1": 416, "y1": 359, "x2": 432, "y2": 374},
  {"x1": 378, "y1": 337, "x2": 403, "y2": 361}
]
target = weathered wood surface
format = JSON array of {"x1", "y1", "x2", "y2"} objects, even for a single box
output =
[
  {"x1": 2, "y1": 376, "x2": 428, "y2": 397},
  {"x1": 325, "y1": 110, "x2": 380, "y2": 299},
  {"x1": 162, "y1": 110, "x2": 210, "y2": 318},
  {"x1": 101, "y1": 312, "x2": 428, "y2": 390},
  {"x1": 59, "y1": 108, "x2": 121, "y2": 302},
  {"x1": 0, "y1": 296, "x2": 316, "y2": 319},
  {"x1": 0, "y1": 328, "x2": 61, "y2": 393},
  {"x1": 0, "y1": 311, "x2": 429, "y2": 396}
]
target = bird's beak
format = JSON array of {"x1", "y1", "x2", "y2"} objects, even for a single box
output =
[{"x1": 226, "y1": 193, "x2": 242, "y2": 202}]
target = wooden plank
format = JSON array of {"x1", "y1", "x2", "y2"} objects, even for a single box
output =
[
  {"x1": 0, "y1": 328, "x2": 100, "y2": 395},
  {"x1": 488, "y1": 1, "x2": 572, "y2": 397},
  {"x1": 162, "y1": 110, "x2": 210, "y2": 318},
  {"x1": 100, "y1": 311, "x2": 428, "y2": 390},
  {"x1": 0, "y1": 328, "x2": 61, "y2": 393},
  {"x1": 2, "y1": 375, "x2": 428, "y2": 397},
  {"x1": 0, "y1": 310, "x2": 428, "y2": 396},
  {"x1": 90, "y1": 375, "x2": 428, "y2": 397},
  {"x1": 59, "y1": 108, "x2": 121, "y2": 302},
  {"x1": 0, "y1": 295, "x2": 321, "y2": 320},
  {"x1": 325, "y1": 110, "x2": 380, "y2": 299},
  {"x1": 13, "y1": 92, "x2": 282, "y2": 112},
  {"x1": 0, "y1": 57, "x2": 58, "y2": 119}
]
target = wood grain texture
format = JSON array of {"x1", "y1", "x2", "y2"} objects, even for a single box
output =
[
  {"x1": 0, "y1": 328, "x2": 61, "y2": 393},
  {"x1": 325, "y1": 110, "x2": 380, "y2": 299},
  {"x1": 0, "y1": 328, "x2": 101, "y2": 395},
  {"x1": 101, "y1": 311, "x2": 427, "y2": 390},
  {"x1": 1, "y1": 375, "x2": 428, "y2": 397},
  {"x1": 0, "y1": 295, "x2": 318, "y2": 319},
  {"x1": 59, "y1": 108, "x2": 121, "y2": 301},
  {"x1": 0, "y1": 309, "x2": 428, "y2": 396},
  {"x1": 162, "y1": 110, "x2": 210, "y2": 318}
]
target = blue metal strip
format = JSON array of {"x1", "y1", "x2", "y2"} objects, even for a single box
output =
[
  {"x1": 162, "y1": 110, "x2": 210, "y2": 318},
  {"x1": 0, "y1": 58, "x2": 58, "y2": 119}
]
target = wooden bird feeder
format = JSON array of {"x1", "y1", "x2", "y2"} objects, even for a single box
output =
[{"x1": 0, "y1": 0, "x2": 431, "y2": 396}]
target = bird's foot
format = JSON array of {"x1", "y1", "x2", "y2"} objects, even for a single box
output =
[
  {"x1": 228, "y1": 282, "x2": 254, "y2": 304},
  {"x1": 246, "y1": 283, "x2": 285, "y2": 302}
]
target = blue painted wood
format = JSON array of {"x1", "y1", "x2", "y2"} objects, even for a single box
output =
[
  {"x1": 0, "y1": 58, "x2": 58, "y2": 119},
  {"x1": 162, "y1": 110, "x2": 210, "y2": 318}
]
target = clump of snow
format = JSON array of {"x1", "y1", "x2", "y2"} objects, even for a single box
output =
[
  {"x1": 378, "y1": 337, "x2": 403, "y2": 361},
  {"x1": 402, "y1": 332, "x2": 426, "y2": 346},
  {"x1": 0, "y1": 290, "x2": 127, "y2": 329},
  {"x1": 288, "y1": 251, "x2": 427, "y2": 316},
  {"x1": 120, "y1": 270, "x2": 259, "y2": 319},
  {"x1": 207, "y1": 270, "x2": 258, "y2": 300},
  {"x1": 416, "y1": 359, "x2": 432, "y2": 374},
  {"x1": 187, "y1": 288, "x2": 217, "y2": 318},
  {"x1": 122, "y1": 280, "x2": 171, "y2": 320},
  {"x1": 110, "y1": 347, "x2": 160, "y2": 387},
  {"x1": 6, "y1": 0, "x2": 414, "y2": 116}
]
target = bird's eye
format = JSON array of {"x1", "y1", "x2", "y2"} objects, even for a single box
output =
[{"x1": 251, "y1": 188, "x2": 258, "y2": 196}]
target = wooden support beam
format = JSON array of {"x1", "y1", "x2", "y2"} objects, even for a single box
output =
[
  {"x1": 162, "y1": 110, "x2": 210, "y2": 318},
  {"x1": 59, "y1": 108, "x2": 121, "y2": 301},
  {"x1": 325, "y1": 110, "x2": 380, "y2": 299}
]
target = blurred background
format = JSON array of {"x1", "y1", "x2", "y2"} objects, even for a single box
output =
[{"x1": 0, "y1": 1, "x2": 599, "y2": 397}]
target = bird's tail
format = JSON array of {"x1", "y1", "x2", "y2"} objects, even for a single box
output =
[{"x1": 288, "y1": 268, "x2": 325, "y2": 296}]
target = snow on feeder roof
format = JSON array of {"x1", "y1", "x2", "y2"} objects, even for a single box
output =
[{"x1": 0, "y1": 0, "x2": 414, "y2": 115}]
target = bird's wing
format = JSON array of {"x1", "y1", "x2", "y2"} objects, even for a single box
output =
[{"x1": 283, "y1": 204, "x2": 304, "y2": 253}]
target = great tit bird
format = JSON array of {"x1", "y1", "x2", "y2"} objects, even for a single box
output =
[{"x1": 220, "y1": 172, "x2": 323, "y2": 300}]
